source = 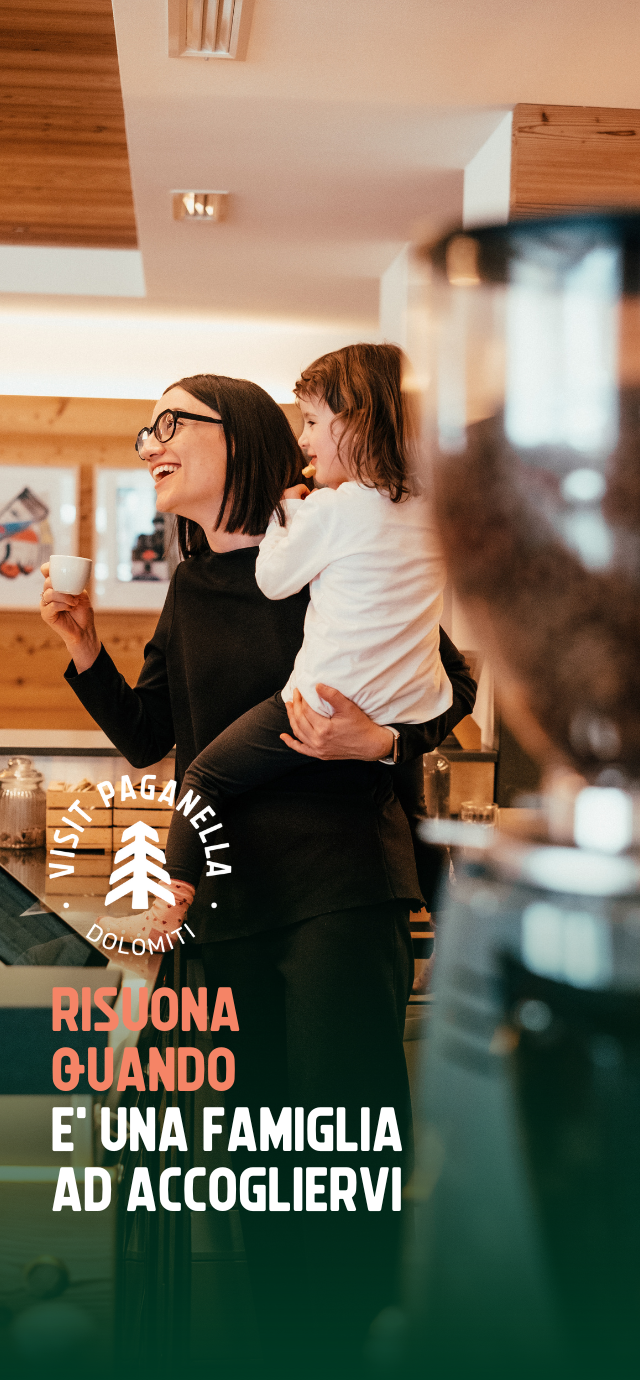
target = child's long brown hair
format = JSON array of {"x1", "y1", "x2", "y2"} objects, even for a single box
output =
[{"x1": 293, "y1": 342, "x2": 416, "y2": 502}]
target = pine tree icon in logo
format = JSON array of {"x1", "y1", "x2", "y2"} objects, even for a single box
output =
[{"x1": 104, "y1": 821, "x2": 176, "y2": 910}]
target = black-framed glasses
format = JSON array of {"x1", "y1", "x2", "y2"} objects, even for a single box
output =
[{"x1": 135, "y1": 409, "x2": 223, "y2": 455}]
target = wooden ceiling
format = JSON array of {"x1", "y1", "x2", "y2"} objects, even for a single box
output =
[{"x1": 0, "y1": 0, "x2": 137, "y2": 248}]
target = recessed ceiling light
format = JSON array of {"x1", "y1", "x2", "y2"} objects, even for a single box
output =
[
  {"x1": 172, "y1": 191, "x2": 229, "y2": 222},
  {"x1": 168, "y1": 0, "x2": 254, "y2": 60}
]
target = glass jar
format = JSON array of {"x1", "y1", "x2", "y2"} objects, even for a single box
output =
[{"x1": 0, "y1": 756, "x2": 46, "y2": 849}]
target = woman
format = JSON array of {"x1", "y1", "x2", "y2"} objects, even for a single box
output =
[{"x1": 41, "y1": 374, "x2": 475, "y2": 1376}]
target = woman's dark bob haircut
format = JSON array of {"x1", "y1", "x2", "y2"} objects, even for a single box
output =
[{"x1": 164, "y1": 374, "x2": 303, "y2": 559}]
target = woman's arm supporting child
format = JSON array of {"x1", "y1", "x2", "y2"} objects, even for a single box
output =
[{"x1": 164, "y1": 630, "x2": 476, "y2": 889}]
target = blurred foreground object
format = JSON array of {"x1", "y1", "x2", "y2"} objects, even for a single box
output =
[
  {"x1": 400, "y1": 215, "x2": 640, "y2": 1379},
  {"x1": 423, "y1": 214, "x2": 640, "y2": 782}
]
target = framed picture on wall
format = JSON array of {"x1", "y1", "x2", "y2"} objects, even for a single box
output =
[
  {"x1": 0, "y1": 466, "x2": 78, "y2": 608},
  {"x1": 93, "y1": 468, "x2": 177, "y2": 610}
]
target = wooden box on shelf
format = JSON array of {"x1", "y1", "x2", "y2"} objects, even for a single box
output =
[
  {"x1": 46, "y1": 786, "x2": 113, "y2": 894},
  {"x1": 46, "y1": 788, "x2": 113, "y2": 853},
  {"x1": 112, "y1": 789, "x2": 174, "y2": 851},
  {"x1": 45, "y1": 855, "x2": 113, "y2": 896}
]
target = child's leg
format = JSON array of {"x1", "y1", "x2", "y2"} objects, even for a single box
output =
[
  {"x1": 97, "y1": 876, "x2": 196, "y2": 945},
  {"x1": 166, "y1": 692, "x2": 306, "y2": 886}
]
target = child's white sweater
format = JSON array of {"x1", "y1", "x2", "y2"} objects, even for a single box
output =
[{"x1": 255, "y1": 482, "x2": 452, "y2": 725}]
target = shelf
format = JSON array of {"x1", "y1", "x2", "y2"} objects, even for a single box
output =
[
  {"x1": 0, "y1": 847, "x2": 162, "y2": 983},
  {"x1": 439, "y1": 749, "x2": 498, "y2": 763},
  {"x1": 0, "y1": 730, "x2": 175, "y2": 758}
]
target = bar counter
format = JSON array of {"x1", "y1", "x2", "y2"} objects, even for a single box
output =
[{"x1": 0, "y1": 844, "x2": 162, "y2": 988}]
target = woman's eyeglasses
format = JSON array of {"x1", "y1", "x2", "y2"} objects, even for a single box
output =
[{"x1": 135, "y1": 409, "x2": 223, "y2": 456}]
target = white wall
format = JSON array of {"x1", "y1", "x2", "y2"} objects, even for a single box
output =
[
  {"x1": 463, "y1": 111, "x2": 513, "y2": 228},
  {"x1": 0, "y1": 248, "x2": 145, "y2": 298},
  {"x1": 379, "y1": 246, "x2": 411, "y2": 352},
  {"x1": 0, "y1": 302, "x2": 367, "y2": 403},
  {"x1": 379, "y1": 117, "x2": 512, "y2": 750}
]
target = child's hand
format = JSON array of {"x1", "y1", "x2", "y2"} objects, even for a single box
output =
[{"x1": 283, "y1": 484, "x2": 310, "y2": 501}]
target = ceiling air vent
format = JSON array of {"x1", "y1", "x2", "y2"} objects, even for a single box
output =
[{"x1": 168, "y1": 0, "x2": 255, "y2": 60}]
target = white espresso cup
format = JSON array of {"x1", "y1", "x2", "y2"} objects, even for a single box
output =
[{"x1": 49, "y1": 554, "x2": 93, "y2": 596}]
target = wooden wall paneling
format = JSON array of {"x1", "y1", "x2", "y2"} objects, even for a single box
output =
[
  {"x1": 0, "y1": 0, "x2": 137, "y2": 248},
  {"x1": 0, "y1": 609, "x2": 159, "y2": 730},
  {"x1": 0, "y1": 396, "x2": 155, "y2": 436},
  {"x1": 0, "y1": 396, "x2": 155, "y2": 729},
  {"x1": 281, "y1": 402, "x2": 303, "y2": 437},
  {"x1": 78, "y1": 460, "x2": 94, "y2": 563},
  {"x1": 0, "y1": 431, "x2": 148, "y2": 561},
  {"x1": 0, "y1": 394, "x2": 302, "y2": 731},
  {"x1": 0, "y1": 395, "x2": 299, "y2": 439},
  {"x1": 511, "y1": 104, "x2": 640, "y2": 219},
  {"x1": 0, "y1": 611, "x2": 95, "y2": 729}
]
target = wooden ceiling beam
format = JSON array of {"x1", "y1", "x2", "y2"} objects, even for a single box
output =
[
  {"x1": 511, "y1": 104, "x2": 640, "y2": 219},
  {"x1": 0, "y1": 0, "x2": 137, "y2": 249}
]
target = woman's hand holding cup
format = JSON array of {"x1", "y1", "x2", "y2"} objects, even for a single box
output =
[{"x1": 40, "y1": 558, "x2": 101, "y2": 673}]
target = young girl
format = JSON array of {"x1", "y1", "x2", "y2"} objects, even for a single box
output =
[{"x1": 123, "y1": 343, "x2": 458, "y2": 941}]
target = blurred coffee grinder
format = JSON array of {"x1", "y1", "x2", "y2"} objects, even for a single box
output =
[{"x1": 401, "y1": 215, "x2": 640, "y2": 1379}]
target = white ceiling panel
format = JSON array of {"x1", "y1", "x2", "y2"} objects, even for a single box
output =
[{"x1": 111, "y1": 0, "x2": 640, "y2": 324}]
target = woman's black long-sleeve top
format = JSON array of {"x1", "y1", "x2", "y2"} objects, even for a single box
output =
[{"x1": 65, "y1": 546, "x2": 476, "y2": 941}]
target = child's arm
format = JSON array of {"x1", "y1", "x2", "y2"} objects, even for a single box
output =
[{"x1": 256, "y1": 493, "x2": 334, "y2": 600}]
